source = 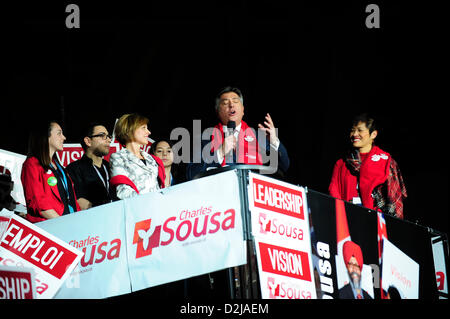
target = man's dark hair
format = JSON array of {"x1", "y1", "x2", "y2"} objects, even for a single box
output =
[
  {"x1": 214, "y1": 86, "x2": 244, "y2": 111},
  {"x1": 352, "y1": 113, "x2": 378, "y2": 134},
  {"x1": 80, "y1": 122, "x2": 108, "y2": 151}
]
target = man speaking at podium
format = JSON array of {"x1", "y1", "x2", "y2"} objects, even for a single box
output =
[{"x1": 186, "y1": 86, "x2": 290, "y2": 180}]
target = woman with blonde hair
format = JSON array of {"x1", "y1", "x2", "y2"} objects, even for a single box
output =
[{"x1": 110, "y1": 114, "x2": 165, "y2": 199}]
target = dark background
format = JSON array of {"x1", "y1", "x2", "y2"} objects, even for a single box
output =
[{"x1": 2, "y1": 1, "x2": 447, "y2": 234}]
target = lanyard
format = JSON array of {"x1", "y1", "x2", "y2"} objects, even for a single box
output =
[
  {"x1": 93, "y1": 164, "x2": 109, "y2": 193},
  {"x1": 54, "y1": 161, "x2": 75, "y2": 213},
  {"x1": 55, "y1": 161, "x2": 69, "y2": 194}
]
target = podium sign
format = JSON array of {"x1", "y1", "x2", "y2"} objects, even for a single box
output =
[{"x1": 248, "y1": 173, "x2": 316, "y2": 299}]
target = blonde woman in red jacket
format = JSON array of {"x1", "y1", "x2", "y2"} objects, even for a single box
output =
[
  {"x1": 21, "y1": 121, "x2": 80, "y2": 223},
  {"x1": 329, "y1": 114, "x2": 407, "y2": 219}
]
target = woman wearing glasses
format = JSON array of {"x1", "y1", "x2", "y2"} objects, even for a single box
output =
[
  {"x1": 21, "y1": 121, "x2": 80, "y2": 223},
  {"x1": 110, "y1": 113, "x2": 165, "y2": 199},
  {"x1": 66, "y1": 122, "x2": 116, "y2": 210}
]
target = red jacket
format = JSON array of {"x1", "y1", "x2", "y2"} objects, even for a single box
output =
[
  {"x1": 21, "y1": 157, "x2": 80, "y2": 223},
  {"x1": 329, "y1": 146, "x2": 391, "y2": 211}
]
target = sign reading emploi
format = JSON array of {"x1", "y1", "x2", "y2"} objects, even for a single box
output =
[{"x1": 0, "y1": 214, "x2": 83, "y2": 299}]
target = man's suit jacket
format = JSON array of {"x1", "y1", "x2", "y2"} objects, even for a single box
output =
[
  {"x1": 186, "y1": 124, "x2": 290, "y2": 180},
  {"x1": 338, "y1": 283, "x2": 372, "y2": 299}
]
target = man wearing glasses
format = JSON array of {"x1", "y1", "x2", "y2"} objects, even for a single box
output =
[{"x1": 67, "y1": 122, "x2": 116, "y2": 210}]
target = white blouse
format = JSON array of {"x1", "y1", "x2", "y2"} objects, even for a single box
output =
[{"x1": 110, "y1": 148, "x2": 159, "y2": 199}]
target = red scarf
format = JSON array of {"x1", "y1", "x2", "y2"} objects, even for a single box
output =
[
  {"x1": 357, "y1": 146, "x2": 391, "y2": 210},
  {"x1": 110, "y1": 154, "x2": 166, "y2": 192},
  {"x1": 211, "y1": 121, "x2": 263, "y2": 166},
  {"x1": 335, "y1": 146, "x2": 390, "y2": 210}
]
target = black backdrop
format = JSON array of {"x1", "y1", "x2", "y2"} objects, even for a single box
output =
[{"x1": 2, "y1": 1, "x2": 447, "y2": 235}]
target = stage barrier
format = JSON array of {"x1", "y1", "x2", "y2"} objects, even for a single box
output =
[{"x1": 1, "y1": 166, "x2": 448, "y2": 299}]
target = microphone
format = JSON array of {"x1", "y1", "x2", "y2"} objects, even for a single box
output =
[
  {"x1": 226, "y1": 120, "x2": 236, "y2": 137},
  {"x1": 225, "y1": 121, "x2": 236, "y2": 164}
]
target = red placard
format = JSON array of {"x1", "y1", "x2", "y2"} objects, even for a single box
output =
[
  {"x1": 0, "y1": 218, "x2": 79, "y2": 279},
  {"x1": 0, "y1": 267, "x2": 35, "y2": 299},
  {"x1": 258, "y1": 242, "x2": 312, "y2": 282},
  {"x1": 251, "y1": 178, "x2": 305, "y2": 220}
]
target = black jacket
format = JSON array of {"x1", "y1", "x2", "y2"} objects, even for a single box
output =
[{"x1": 66, "y1": 154, "x2": 116, "y2": 207}]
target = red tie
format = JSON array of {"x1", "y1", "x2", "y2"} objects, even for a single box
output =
[{"x1": 357, "y1": 293, "x2": 362, "y2": 299}]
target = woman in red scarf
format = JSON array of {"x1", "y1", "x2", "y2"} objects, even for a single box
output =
[{"x1": 329, "y1": 114, "x2": 407, "y2": 219}]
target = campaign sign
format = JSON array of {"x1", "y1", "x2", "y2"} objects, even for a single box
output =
[
  {"x1": 125, "y1": 170, "x2": 247, "y2": 291},
  {"x1": 0, "y1": 265, "x2": 36, "y2": 299},
  {"x1": 432, "y1": 236, "x2": 448, "y2": 298},
  {"x1": 255, "y1": 240, "x2": 314, "y2": 299},
  {"x1": 248, "y1": 173, "x2": 316, "y2": 299},
  {"x1": 56, "y1": 142, "x2": 121, "y2": 167},
  {"x1": 38, "y1": 200, "x2": 130, "y2": 299},
  {"x1": 382, "y1": 239, "x2": 419, "y2": 299},
  {"x1": 0, "y1": 214, "x2": 83, "y2": 298}
]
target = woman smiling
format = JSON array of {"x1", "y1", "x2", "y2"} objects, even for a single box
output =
[
  {"x1": 329, "y1": 114, "x2": 407, "y2": 219},
  {"x1": 110, "y1": 113, "x2": 165, "y2": 199}
]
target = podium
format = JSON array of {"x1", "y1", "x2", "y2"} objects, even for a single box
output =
[
  {"x1": 193, "y1": 165, "x2": 449, "y2": 299},
  {"x1": 11, "y1": 164, "x2": 446, "y2": 299}
]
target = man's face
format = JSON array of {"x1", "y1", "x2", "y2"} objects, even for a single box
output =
[
  {"x1": 87, "y1": 125, "x2": 111, "y2": 156},
  {"x1": 217, "y1": 92, "x2": 245, "y2": 126},
  {"x1": 346, "y1": 256, "x2": 362, "y2": 287}
]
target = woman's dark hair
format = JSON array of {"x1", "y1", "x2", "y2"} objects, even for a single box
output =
[
  {"x1": 27, "y1": 120, "x2": 60, "y2": 170},
  {"x1": 150, "y1": 138, "x2": 174, "y2": 156},
  {"x1": 351, "y1": 113, "x2": 377, "y2": 133},
  {"x1": 150, "y1": 138, "x2": 186, "y2": 185}
]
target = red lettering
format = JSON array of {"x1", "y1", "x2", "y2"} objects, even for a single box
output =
[
  {"x1": 208, "y1": 212, "x2": 221, "y2": 234},
  {"x1": 221, "y1": 209, "x2": 235, "y2": 230},
  {"x1": 176, "y1": 220, "x2": 192, "y2": 242},
  {"x1": 161, "y1": 216, "x2": 176, "y2": 246},
  {"x1": 107, "y1": 239, "x2": 121, "y2": 260},
  {"x1": 193, "y1": 215, "x2": 209, "y2": 237},
  {"x1": 95, "y1": 242, "x2": 108, "y2": 264}
]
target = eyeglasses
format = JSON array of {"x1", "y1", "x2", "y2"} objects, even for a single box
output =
[{"x1": 89, "y1": 133, "x2": 112, "y2": 140}]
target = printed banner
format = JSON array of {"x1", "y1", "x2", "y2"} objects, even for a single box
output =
[
  {"x1": 56, "y1": 142, "x2": 121, "y2": 167},
  {"x1": 248, "y1": 173, "x2": 316, "y2": 299},
  {"x1": 36, "y1": 170, "x2": 246, "y2": 298},
  {"x1": 125, "y1": 170, "x2": 246, "y2": 291},
  {"x1": 307, "y1": 190, "x2": 438, "y2": 299},
  {"x1": 0, "y1": 265, "x2": 36, "y2": 299},
  {"x1": 381, "y1": 239, "x2": 419, "y2": 299},
  {"x1": 38, "y1": 200, "x2": 130, "y2": 299},
  {"x1": 432, "y1": 236, "x2": 448, "y2": 298},
  {"x1": 0, "y1": 214, "x2": 83, "y2": 299}
]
